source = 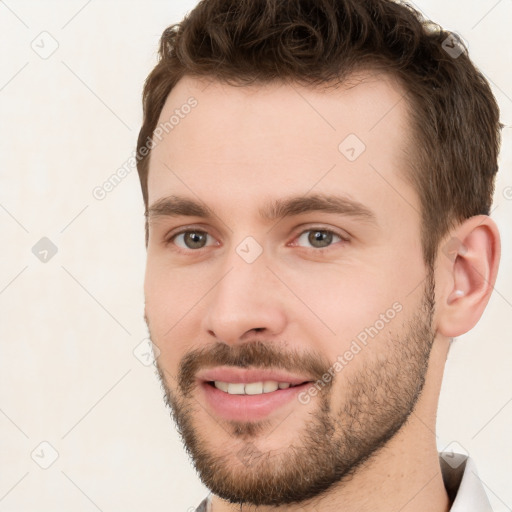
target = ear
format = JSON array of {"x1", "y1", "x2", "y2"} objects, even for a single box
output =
[{"x1": 436, "y1": 215, "x2": 501, "y2": 338}]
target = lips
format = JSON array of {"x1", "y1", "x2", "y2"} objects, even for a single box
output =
[
  {"x1": 196, "y1": 366, "x2": 314, "y2": 386},
  {"x1": 195, "y1": 367, "x2": 316, "y2": 421},
  {"x1": 199, "y1": 379, "x2": 313, "y2": 421}
]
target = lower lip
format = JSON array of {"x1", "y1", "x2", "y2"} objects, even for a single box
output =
[{"x1": 200, "y1": 382, "x2": 312, "y2": 422}]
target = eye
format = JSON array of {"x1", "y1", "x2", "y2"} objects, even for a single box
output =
[
  {"x1": 171, "y1": 230, "x2": 216, "y2": 250},
  {"x1": 295, "y1": 229, "x2": 345, "y2": 249}
]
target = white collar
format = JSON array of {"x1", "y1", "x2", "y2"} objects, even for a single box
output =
[{"x1": 439, "y1": 452, "x2": 493, "y2": 511}]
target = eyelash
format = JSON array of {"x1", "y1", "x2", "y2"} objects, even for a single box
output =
[{"x1": 165, "y1": 226, "x2": 349, "y2": 253}]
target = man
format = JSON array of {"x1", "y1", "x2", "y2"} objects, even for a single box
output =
[{"x1": 136, "y1": 0, "x2": 502, "y2": 510}]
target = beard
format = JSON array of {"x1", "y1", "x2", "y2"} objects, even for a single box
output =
[{"x1": 149, "y1": 269, "x2": 436, "y2": 507}]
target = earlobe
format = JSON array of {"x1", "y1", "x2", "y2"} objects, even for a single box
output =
[{"x1": 437, "y1": 215, "x2": 500, "y2": 338}]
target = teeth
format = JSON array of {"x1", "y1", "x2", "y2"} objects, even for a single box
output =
[
  {"x1": 263, "y1": 381, "x2": 279, "y2": 393},
  {"x1": 227, "y1": 383, "x2": 245, "y2": 395},
  {"x1": 244, "y1": 382, "x2": 263, "y2": 395},
  {"x1": 213, "y1": 380, "x2": 297, "y2": 395},
  {"x1": 215, "y1": 381, "x2": 229, "y2": 392}
]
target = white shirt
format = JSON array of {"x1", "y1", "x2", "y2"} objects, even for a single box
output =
[
  {"x1": 440, "y1": 452, "x2": 493, "y2": 511},
  {"x1": 194, "y1": 453, "x2": 492, "y2": 511}
]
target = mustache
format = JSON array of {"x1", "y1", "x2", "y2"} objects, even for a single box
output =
[{"x1": 177, "y1": 340, "x2": 333, "y2": 396}]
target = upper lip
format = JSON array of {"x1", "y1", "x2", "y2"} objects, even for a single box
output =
[{"x1": 196, "y1": 367, "x2": 314, "y2": 385}]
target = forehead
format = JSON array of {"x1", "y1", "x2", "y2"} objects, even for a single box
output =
[{"x1": 147, "y1": 73, "x2": 418, "y2": 228}]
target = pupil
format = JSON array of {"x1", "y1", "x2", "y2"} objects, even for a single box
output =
[
  {"x1": 309, "y1": 230, "x2": 332, "y2": 248},
  {"x1": 186, "y1": 232, "x2": 206, "y2": 248}
]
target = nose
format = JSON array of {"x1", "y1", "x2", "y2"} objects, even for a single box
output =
[{"x1": 201, "y1": 250, "x2": 288, "y2": 345}]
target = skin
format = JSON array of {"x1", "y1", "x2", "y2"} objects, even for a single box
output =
[{"x1": 143, "y1": 73, "x2": 500, "y2": 512}]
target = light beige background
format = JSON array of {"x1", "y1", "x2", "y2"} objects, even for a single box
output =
[{"x1": 0, "y1": 1, "x2": 510, "y2": 511}]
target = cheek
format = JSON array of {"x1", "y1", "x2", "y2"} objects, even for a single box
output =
[
  {"x1": 278, "y1": 258, "x2": 415, "y2": 371},
  {"x1": 144, "y1": 258, "x2": 210, "y2": 361},
  {"x1": 145, "y1": 248, "x2": 215, "y2": 309},
  {"x1": 278, "y1": 262, "x2": 395, "y2": 341}
]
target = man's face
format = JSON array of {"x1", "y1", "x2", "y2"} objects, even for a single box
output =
[{"x1": 144, "y1": 74, "x2": 437, "y2": 506}]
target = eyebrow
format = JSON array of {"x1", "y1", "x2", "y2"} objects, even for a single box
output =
[{"x1": 147, "y1": 193, "x2": 377, "y2": 226}]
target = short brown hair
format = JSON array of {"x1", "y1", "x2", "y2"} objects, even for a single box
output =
[{"x1": 136, "y1": 0, "x2": 501, "y2": 267}]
